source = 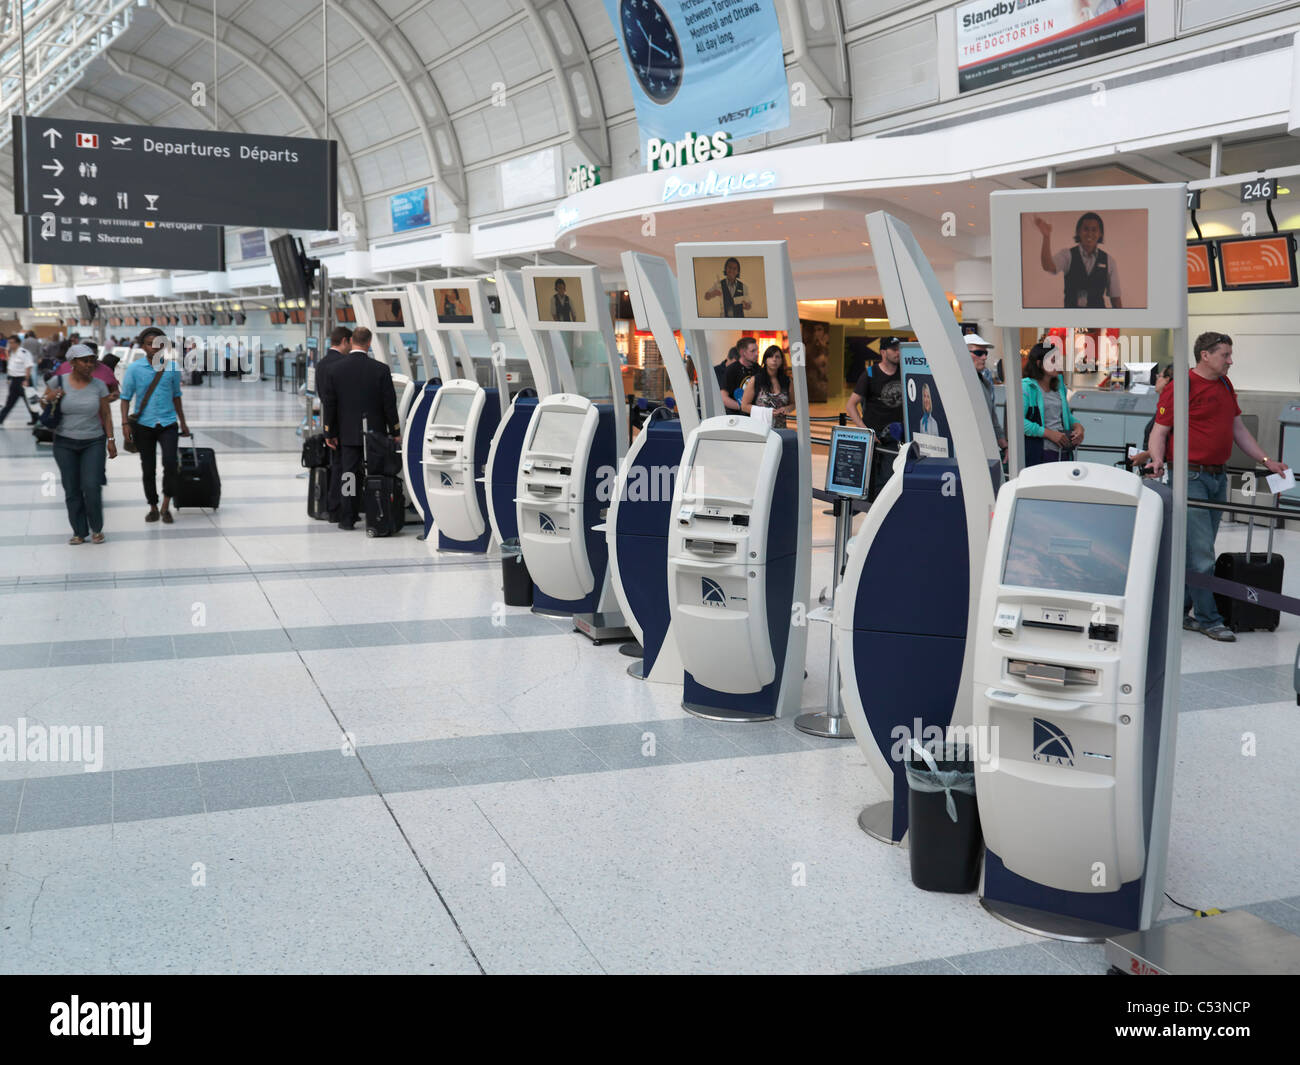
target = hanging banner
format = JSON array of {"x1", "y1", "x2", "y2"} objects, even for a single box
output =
[
  {"x1": 603, "y1": 0, "x2": 789, "y2": 164},
  {"x1": 899, "y1": 342, "x2": 952, "y2": 458},
  {"x1": 956, "y1": 0, "x2": 1146, "y2": 93}
]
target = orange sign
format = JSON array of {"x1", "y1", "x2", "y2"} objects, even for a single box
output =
[
  {"x1": 1219, "y1": 235, "x2": 1296, "y2": 288},
  {"x1": 1186, "y1": 243, "x2": 1214, "y2": 290}
]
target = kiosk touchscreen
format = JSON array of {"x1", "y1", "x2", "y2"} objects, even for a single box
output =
[
  {"x1": 421, "y1": 381, "x2": 494, "y2": 546},
  {"x1": 974, "y1": 462, "x2": 1172, "y2": 936},
  {"x1": 668, "y1": 418, "x2": 796, "y2": 698},
  {"x1": 516, "y1": 395, "x2": 611, "y2": 603}
]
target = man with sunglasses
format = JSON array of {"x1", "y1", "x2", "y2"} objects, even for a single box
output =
[
  {"x1": 965, "y1": 333, "x2": 1007, "y2": 458},
  {"x1": 1147, "y1": 332, "x2": 1288, "y2": 642}
]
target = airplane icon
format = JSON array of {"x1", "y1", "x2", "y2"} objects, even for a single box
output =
[{"x1": 111, "y1": 136, "x2": 131, "y2": 149}]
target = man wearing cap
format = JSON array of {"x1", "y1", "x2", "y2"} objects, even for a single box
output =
[
  {"x1": 1147, "y1": 331, "x2": 1288, "y2": 642},
  {"x1": 965, "y1": 333, "x2": 1007, "y2": 456},
  {"x1": 846, "y1": 337, "x2": 904, "y2": 440}
]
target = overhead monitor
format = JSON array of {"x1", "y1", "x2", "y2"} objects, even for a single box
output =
[
  {"x1": 432, "y1": 391, "x2": 475, "y2": 427},
  {"x1": 522, "y1": 267, "x2": 603, "y2": 333},
  {"x1": 990, "y1": 185, "x2": 1186, "y2": 329},
  {"x1": 1186, "y1": 240, "x2": 1218, "y2": 293},
  {"x1": 424, "y1": 280, "x2": 489, "y2": 332},
  {"x1": 1001, "y1": 498, "x2": 1136, "y2": 598},
  {"x1": 684, "y1": 437, "x2": 765, "y2": 500},
  {"x1": 0, "y1": 285, "x2": 34, "y2": 308},
  {"x1": 1217, "y1": 233, "x2": 1298, "y2": 291},
  {"x1": 367, "y1": 291, "x2": 412, "y2": 331},
  {"x1": 528, "y1": 409, "x2": 586, "y2": 455},
  {"x1": 675, "y1": 242, "x2": 793, "y2": 332}
]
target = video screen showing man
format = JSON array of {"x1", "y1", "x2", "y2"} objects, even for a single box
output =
[
  {"x1": 1022, "y1": 209, "x2": 1148, "y2": 310},
  {"x1": 693, "y1": 256, "x2": 768, "y2": 320},
  {"x1": 534, "y1": 276, "x2": 586, "y2": 324},
  {"x1": 371, "y1": 297, "x2": 405, "y2": 329},
  {"x1": 433, "y1": 287, "x2": 474, "y2": 325}
]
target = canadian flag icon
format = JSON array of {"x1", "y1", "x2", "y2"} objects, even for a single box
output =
[{"x1": 76, "y1": 133, "x2": 99, "y2": 149}]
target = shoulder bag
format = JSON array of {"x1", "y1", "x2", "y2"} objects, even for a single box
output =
[{"x1": 123, "y1": 366, "x2": 166, "y2": 454}]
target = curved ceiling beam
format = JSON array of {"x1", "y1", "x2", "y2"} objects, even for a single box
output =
[
  {"x1": 332, "y1": 0, "x2": 467, "y2": 217},
  {"x1": 150, "y1": 0, "x2": 369, "y2": 241},
  {"x1": 104, "y1": 51, "x2": 241, "y2": 132},
  {"x1": 781, "y1": 0, "x2": 851, "y2": 142},
  {"x1": 520, "y1": 0, "x2": 610, "y2": 169}
]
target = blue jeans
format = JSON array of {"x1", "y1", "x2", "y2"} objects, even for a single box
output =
[
  {"x1": 1185, "y1": 471, "x2": 1228, "y2": 626},
  {"x1": 53, "y1": 435, "x2": 107, "y2": 538}
]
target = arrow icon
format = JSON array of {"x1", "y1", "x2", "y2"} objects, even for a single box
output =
[
  {"x1": 42, "y1": 188, "x2": 65, "y2": 206},
  {"x1": 42, "y1": 128, "x2": 62, "y2": 148},
  {"x1": 41, "y1": 159, "x2": 64, "y2": 177}
]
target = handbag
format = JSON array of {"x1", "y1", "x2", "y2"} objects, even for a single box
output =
[
  {"x1": 38, "y1": 391, "x2": 62, "y2": 431},
  {"x1": 123, "y1": 366, "x2": 166, "y2": 453},
  {"x1": 1024, "y1": 397, "x2": 1045, "y2": 467}
]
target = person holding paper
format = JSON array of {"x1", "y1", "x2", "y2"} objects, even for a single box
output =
[
  {"x1": 741, "y1": 345, "x2": 793, "y2": 429},
  {"x1": 1146, "y1": 333, "x2": 1288, "y2": 642},
  {"x1": 703, "y1": 258, "x2": 752, "y2": 318}
]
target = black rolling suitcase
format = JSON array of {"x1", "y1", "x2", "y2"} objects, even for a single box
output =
[
  {"x1": 361, "y1": 417, "x2": 403, "y2": 537},
  {"x1": 174, "y1": 434, "x2": 222, "y2": 510},
  {"x1": 1214, "y1": 505, "x2": 1283, "y2": 633},
  {"x1": 308, "y1": 465, "x2": 330, "y2": 520}
]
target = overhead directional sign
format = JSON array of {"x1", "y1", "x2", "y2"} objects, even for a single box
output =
[
  {"x1": 23, "y1": 213, "x2": 226, "y2": 271},
  {"x1": 12, "y1": 115, "x2": 337, "y2": 230}
]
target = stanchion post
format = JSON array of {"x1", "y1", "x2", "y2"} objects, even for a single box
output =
[{"x1": 795, "y1": 493, "x2": 855, "y2": 739}]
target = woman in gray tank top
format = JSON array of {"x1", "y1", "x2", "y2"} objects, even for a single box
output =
[{"x1": 44, "y1": 344, "x2": 118, "y2": 544}]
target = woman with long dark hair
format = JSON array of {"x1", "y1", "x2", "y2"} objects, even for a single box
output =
[
  {"x1": 741, "y1": 344, "x2": 793, "y2": 429},
  {"x1": 1022, "y1": 341, "x2": 1083, "y2": 465}
]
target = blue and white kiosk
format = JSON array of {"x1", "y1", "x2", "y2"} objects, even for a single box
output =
[
  {"x1": 833, "y1": 211, "x2": 1002, "y2": 840},
  {"x1": 665, "y1": 241, "x2": 811, "y2": 720},
  {"x1": 604, "y1": 251, "x2": 722, "y2": 683},
  {"x1": 404, "y1": 279, "x2": 508, "y2": 552},
  {"x1": 974, "y1": 184, "x2": 1189, "y2": 939},
  {"x1": 514, "y1": 265, "x2": 632, "y2": 642}
]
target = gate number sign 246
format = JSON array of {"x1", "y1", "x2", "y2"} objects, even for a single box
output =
[{"x1": 1240, "y1": 178, "x2": 1276, "y2": 203}]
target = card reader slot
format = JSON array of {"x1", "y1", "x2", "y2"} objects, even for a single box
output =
[
  {"x1": 1023, "y1": 619, "x2": 1085, "y2": 633},
  {"x1": 1006, "y1": 659, "x2": 1099, "y2": 687}
]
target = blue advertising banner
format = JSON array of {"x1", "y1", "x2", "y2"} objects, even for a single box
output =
[
  {"x1": 899, "y1": 342, "x2": 953, "y2": 458},
  {"x1": 602, "y1": 0, "x2": 789, "y2": 163},
  {"x1": 390, "y1": 187, "x2": 430, "y2": 233},
  {"x1": 239, "y1": 228, "x2": 267, "y2": 260}
]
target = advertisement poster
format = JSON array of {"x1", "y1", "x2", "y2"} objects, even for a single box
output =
[
  {"x1": 390, "y1": 187, "x2": 430, "y2": 233},
  {"x1": 899, "y1": 343, "x2": 952, "y2": 458},
  {"x1": 956, "y1": 0, "x2": 1146, "y2": 93},
  {"x1": 239, "y1": 228, "x2": 267, "y2": 260},
  {"x1": 603, "y1": 0, "x2": 789, "y2": 163}
]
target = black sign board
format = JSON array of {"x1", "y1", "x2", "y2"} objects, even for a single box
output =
[
  {"x1": 24, "y1": 214, "x2": 225, "y2": 271},
  {"x1": 1240, "y1": 177, "x2": 1276, "y2": 203},
  {"x1": 1186, "y1": 189, "x2": 1201, "y2": 210},
  {"x1": 0, "y1": 284, "x2": 33, "y2": 308},
  {"x1": 12, "y1": 115, "x2": 336, "y2": 230}
]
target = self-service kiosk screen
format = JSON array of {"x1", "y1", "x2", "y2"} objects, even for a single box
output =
[
  {"x1": 530, "y1": 410, "x2": 586, "y2": 456},
  {"x1": 433, "y1": 392, "x2": 474, "y2": 428},
  {"x1": 685, "y1": 438, "x2": 763, "y2": 500},
  {"x1": 1002, "y1": 498, "x2": 1136, "y2": 597}
]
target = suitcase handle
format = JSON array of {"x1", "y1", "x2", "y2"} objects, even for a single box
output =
[{"x1": 1244, "y1": 488, "x2": 1277, "y2": 564}]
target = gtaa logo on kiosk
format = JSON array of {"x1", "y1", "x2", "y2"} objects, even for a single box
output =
[
  {"x1": 538, "y1": 513, "x2": 558, "y2": 534},
  {"x1": 1032, "y1": 718, "x2": 1075, "y2": 767},
  {"x1": 700, "y1": 577, "x2": 727, "y2": 607}
]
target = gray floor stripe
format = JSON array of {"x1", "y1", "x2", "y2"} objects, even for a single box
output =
[
  {"x1": 0, "y1": 522, "x2": 351, "y2": 547},
  {"x1": 0, "y1": 716, "x2": 826, "y2": 834},
  {"x1": 0, "y1": 494, "x2": 301, "y2": 512},
  {"x1": 0, "y1": 612, "x2": 572, "y2": 670}
]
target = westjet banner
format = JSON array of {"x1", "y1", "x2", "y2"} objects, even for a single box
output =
[
  {"x1": 957, "y1": 0, "x2": 1146, "y2": 93},
  {"x1": 602, "y1": 0, "x2": 789, "y2": 163}
]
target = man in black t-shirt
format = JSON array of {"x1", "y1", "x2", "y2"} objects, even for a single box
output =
[
  {"x1": 846, "y1": 337, "x2": 903, "y2": 439},
  {"x1": 721, "y1": 337, "x2": 759, "y2": 412}
]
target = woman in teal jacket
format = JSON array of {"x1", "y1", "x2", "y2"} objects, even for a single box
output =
[{"x1": 1022, "y1": 342, "x2": 1083, "y2": 465}]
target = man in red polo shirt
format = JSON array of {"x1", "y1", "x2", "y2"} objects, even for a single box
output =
[{"x1": 1147, "y1": 332, "x2": 1288, "y2": 642}]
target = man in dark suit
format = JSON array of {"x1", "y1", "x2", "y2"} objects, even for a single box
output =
[
  {"x1": 316, "y1": 325, "x2": 352, "y2": 522},
  {"x1": 323, "y1": 327, "x2": 399, "y2": 530}
]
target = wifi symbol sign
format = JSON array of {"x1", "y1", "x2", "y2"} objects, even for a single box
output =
[{"x1": 1259, "y1": 242, "x2": 1286, "y2": 269}]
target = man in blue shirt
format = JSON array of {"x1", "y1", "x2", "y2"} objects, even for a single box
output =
[{"x1": 120, "y1": 328, "x2": 189, "y2": 523}]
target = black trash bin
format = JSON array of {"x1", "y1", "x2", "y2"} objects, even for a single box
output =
[
  {"x1": 906, "y1": 743, "x2": 982, "y2": 893},
  {"x1": 501, "y1": 539, "x2": 533, "y2": 607}
]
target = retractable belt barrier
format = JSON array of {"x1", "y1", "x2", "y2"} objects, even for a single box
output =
[{"x1": 1185, "y1": 570, "x2": 1300, "y2": 616}]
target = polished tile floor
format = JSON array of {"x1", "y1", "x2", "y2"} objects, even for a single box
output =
[{"x1": 0, "y1": 378, "x2": 1297, "y2": 973}]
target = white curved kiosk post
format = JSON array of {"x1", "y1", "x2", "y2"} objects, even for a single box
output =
[
  {"x1": 515, "y1": 265, "x2": 630, "y2": 640},
  {"x1": 979, "y1": 184, "x2": 1187, "y2": 938},
  {"x1": 606, "y1": 250, "x2": 702, "y2": 683},
  {"x1": 833, "y1": 211, "x2": 1002, "y2": 843},
  {"x1": 667, "y1": 241, "x2": 810, "y2": 721}
]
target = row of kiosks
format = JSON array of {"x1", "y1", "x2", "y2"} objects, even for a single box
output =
[
  {"x1": 618, "y1": 241, "x2": 813, "y2": 721},
  {"x1": 834, "y1": 185, "x2": 1187, "y2": 941}
]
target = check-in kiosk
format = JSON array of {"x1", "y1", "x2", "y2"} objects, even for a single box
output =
[
  {"x1": 667, "y1": 241, "x2": 810, "y2": 720},
  {"x1": 974, "y1": 464, "x2": 1173, "y2": 938},
  {"x1": 405, "y1": 279, "x2": 505, "y2": 552},
  {"x1": 834, "y1": 212, "x2": 1002, "y2": 840},
  {"x1": 515, "y1": 265, "x2": 630, "y2": 638},
  {"x1": 604, "y1": 251, "x2": 721, "y2": 683}
]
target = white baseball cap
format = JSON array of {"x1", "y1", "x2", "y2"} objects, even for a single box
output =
[{"x1": 963, "y1": 332, "x2": 994, "y2": 349}]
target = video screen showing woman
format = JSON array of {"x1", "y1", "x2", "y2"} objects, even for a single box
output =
[
  {"x1": 371, "y1": 297, "x2": 405, "y2": 329},
  {"x1": 1021, "y1": 209, "x2": 1148, "y2": 310},
  {"x1": 433, "y1": 287, "x2": 473, "y2": 325}
]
